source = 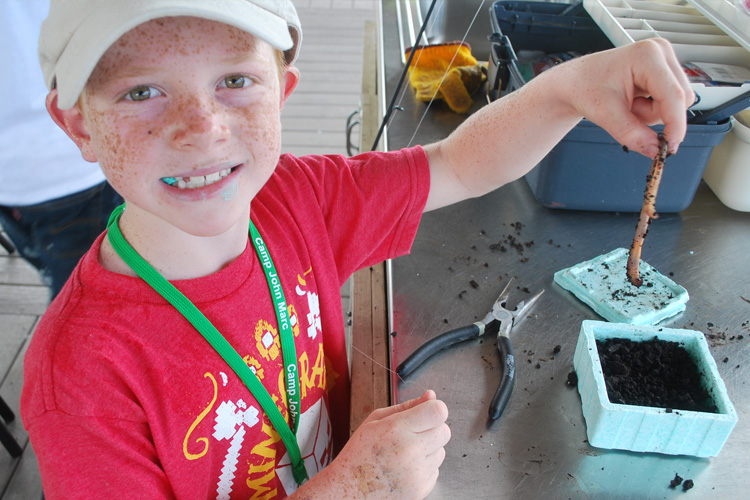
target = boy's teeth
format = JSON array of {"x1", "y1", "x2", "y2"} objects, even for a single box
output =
[
  {"x1": 188, "y1": 176, "x2": 206, "y2": 188},
  {"x1": 162, "y1": 168, "x2": 233, "y2": 189}
]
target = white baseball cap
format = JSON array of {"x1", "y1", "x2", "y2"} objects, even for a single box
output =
[{"x1": 39, "y1": 0, "x2": 302, "y2": 109}]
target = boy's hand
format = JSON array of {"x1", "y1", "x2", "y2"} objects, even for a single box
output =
[
  {"x1": 555, "y1": 38, "x2": 694, "y2": 158},
  {"x1": 296, "y1": 390, "x2": 450, "y2": 499}
]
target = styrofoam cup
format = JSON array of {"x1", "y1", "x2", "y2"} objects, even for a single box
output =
[{"x1": 703, "y1": 111, "x2": 750, "y2": 212}]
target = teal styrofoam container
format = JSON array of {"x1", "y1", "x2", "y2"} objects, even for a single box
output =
[
  {"x1": 554, "y1": 248, "x2": 689, "y2": 326},
  {"x1": 574, "y1": 320, "x2": 738, "y2": 457}
]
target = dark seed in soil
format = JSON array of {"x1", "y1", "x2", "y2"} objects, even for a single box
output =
[{"x1": 596, "y1": 337, "x2": 717, "y2": 413}]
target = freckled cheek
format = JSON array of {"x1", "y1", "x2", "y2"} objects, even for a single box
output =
[
  {"x1": 87, "y1": 114, "x2": 156, "y2": 190},
  {"x1": 233, "y1": 104, "x2": 282, "y2": 160}
]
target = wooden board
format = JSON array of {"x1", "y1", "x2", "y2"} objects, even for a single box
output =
[{"x1": 349, "y1": 20, "x2": 392, "y2": 434}]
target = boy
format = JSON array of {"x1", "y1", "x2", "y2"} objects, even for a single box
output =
[{"x1": 21, "y1": 0, "x2": 694, "y2": 498}]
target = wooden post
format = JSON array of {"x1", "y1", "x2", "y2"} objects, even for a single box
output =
[{"x1": 349, "y1": 20, "x2": 391, "y2": 434}]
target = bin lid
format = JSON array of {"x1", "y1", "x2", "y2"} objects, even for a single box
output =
[
  {"x1": 583, "y1": 0, "x2": 750, "y2": 111},
  {"x1": 687, "y1": 0, "x2": 750, "y2": 52}
]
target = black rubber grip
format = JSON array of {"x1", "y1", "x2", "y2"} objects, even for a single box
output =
[
  {"x1": 396, "y1": 324, "x2": 482, "y2": 378},
  {"x1": 489, "y1": 335, "x2": 515, "y2": 420}
]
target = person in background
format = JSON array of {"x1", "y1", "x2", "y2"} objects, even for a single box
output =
[{"x1": 0, "y1": 0, "x2": 122, "y2": 299}]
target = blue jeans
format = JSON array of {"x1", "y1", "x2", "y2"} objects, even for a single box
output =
[{"x1": 0, "y1": 182, "x2": 123, "y2": 299}]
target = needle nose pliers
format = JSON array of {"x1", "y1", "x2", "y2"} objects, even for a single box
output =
[{"x1": 396, "y1": 278, "x2": 544, "y2": 420}]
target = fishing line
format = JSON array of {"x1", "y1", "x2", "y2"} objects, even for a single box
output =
[
  {"x1": 371, "y1": 0, "x2": 438, "y2": 152},
  {"x1": 392, "y1": 4, "x2": 433, "y2": 117},
  {"x1": 350, "y1": 344, "x2": 430, "y2": 395},
  {"x1": 364, "y1": 0, "x2": 491, "y2": 403},
  {"x1": 406, "y1": 0, "x2": 488, "y2": 148},
  {"x1": 371, "y1": 0, "x2": 489, "y2": 152}
]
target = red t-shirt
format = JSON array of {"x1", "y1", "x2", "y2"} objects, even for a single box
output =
[{"x1": 21, "y1": 148, "x2": 430, "y2": 499}]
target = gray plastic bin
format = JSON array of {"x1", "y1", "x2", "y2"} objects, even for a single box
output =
[{"x1": 525, "y1": 119, "x2": 732, "y2": 212}]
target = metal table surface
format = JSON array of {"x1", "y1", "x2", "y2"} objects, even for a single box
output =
[{"x1": 378, "y1": 1, "x2": 750, "y2": 498}]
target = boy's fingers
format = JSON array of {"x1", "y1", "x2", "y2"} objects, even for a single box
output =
[
  {"x1": 628, "y1": 39, "x2": 692, "y2": 154},
  {"x1": 417, "y1": 422, "x2": 452, "y2": 451},
  {"x1": 424, "y1": 444, "x2": 447, "y2": 470},
  {"x1": 402, "y1": 389, "x2": 436, "y2": 409},
  {"x1": 595, "y1": 104, "x2": 658, "y2": 157},
  {"x1": 582, "y1": 39, "x2": 691, "y2": 158},
  {"x1": 413, "y1": 469, "x2": 441, "y2": 500},
  {"x1": 648, "y1": 87, "x2": 691, "y2": 154},
  {"x1": 630, "y1": 94, "x2": 689, "y2": 155},
  {"x1": 589, "y1": 86, "x2": 688, "y2": 159},
  {"x1": 369, "y1": 390, "x2": 436, "y2": 421},
  {"x1": 399, "y1": 398, "x2": 449, "y2": 434}
]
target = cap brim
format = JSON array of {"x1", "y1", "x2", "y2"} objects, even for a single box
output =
[{"x1": 55, "y1": 0, "x2": 293, "y2": 109}]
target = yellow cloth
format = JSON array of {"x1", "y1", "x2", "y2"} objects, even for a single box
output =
[{"x1": 406, "y1": 42, "x2": 486, "y2": 114}]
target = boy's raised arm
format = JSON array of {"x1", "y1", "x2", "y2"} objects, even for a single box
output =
[{"x1": 423, "y1": 38, "x2": 695, "y2": 212}]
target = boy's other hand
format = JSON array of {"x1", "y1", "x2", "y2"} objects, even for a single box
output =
[{"x1": 299, "y1": 390, "x2": 450, "y2": 499}]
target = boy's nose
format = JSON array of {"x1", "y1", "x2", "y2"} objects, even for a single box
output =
[{"x1": 168, "y1": 98, "x2": 231, "y2": 151}]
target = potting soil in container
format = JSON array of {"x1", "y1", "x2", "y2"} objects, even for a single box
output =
[{"x1": 596, "y1": 336, "x2": 716, "y2": 413}]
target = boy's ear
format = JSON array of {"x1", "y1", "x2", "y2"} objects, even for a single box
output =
[
  {"x1": 46, "y1": 89, "x2": 98, "y2": 163},
  {"x1": 279, "y1": 65, "x2": 300, "y2": 110}
]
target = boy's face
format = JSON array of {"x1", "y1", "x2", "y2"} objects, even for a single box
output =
[{"x1": 54, "y1": 16, "x2": 298, "y2": 238}]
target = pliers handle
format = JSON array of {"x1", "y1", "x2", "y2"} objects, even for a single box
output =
[
  {"x1": 396, "y1": 322, "x2": 488, "y2": 378},
  {"x1": 396, "y1": 279, "x2": 543, "y2": 420},
  {"x1": 395, "y1": 320, "x2": 513, "y2": 420},
  {"x1": 490, "y1": 335, "x2": 514, "y2": 420}
]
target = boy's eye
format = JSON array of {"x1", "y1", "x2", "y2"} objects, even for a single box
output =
[
  {"x1": 221, "y1": 75, "x2": 247, "y2": 89},
  {"x1": 125, "y1": 86, "x2": 161, "y2": 101}
]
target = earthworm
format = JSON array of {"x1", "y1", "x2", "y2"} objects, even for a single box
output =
[{"x1": 626, "y1": 136, "x2": 669, "y2": 287}]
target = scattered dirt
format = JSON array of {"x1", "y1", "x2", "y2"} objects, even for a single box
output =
[
  {"x1": 681, "y1": 321, "x2": 748, "y2": 352},
  {"x1": 669, "y1": 473, "x2": 683, "y2": 488},
  {"x1": 566, "y1": 370, "x2": 578, "y2": 387},
  {"x1": 488, "y1": 221, "x2": 535, "y2": 263},
  {"x1": 597, "y1": 337, "x2": 717, "y2": 413},
  {"x1": 480, "y1": 355, "x2": 494, "y2": 370},
  {"x1": 669, "y1": 473, "x2": 696, "y2": 492}
]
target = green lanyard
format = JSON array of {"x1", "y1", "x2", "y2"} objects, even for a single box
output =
[{"x1": 105, "y1": 204, "x2": 308, "y2": 486}]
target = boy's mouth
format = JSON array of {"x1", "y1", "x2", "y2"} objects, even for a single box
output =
[{"x1": 161, "y1": 166, "x2": 238, "y2": 189}]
